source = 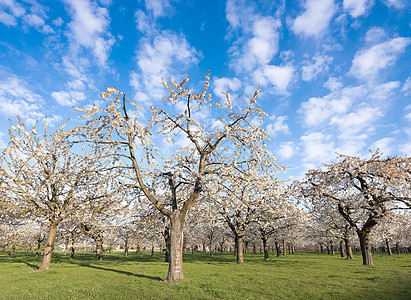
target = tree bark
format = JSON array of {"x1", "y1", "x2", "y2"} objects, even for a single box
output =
[
  {"x1": 319, "y1": 242, "x2": 324, "y2": 254},
  {"x1": 262, "y1": 236, "x2": 269, "y2": 260},
  {"x1": 358, "y1": 230, "x2": 373, "y2": 265},
  {"x1": 275, "y1": 240, "x2": 282, "y2": 257},
  {"x1": 10, "y1": 245, "x2": 15, "y2": 256},
  {"x1": 340, "y1": 240, "x2": 345, "y2": 257},
  {"x1": 282, "y1": 240, "x2": 286, "y2": 256},
  {"x1": 164, "y1": 227, "x2": 171, "y2": 262},
  {"x1": 166, "y1": 213, "x2": 184, "y2": 281},
  {"x1": 39, "y1": 222, "x2": 58, "y2": 271},
  {"x1": 236, "y1": 234, "x2": 244, "y2": 264},
  {"x1": 330, "y1": 241, "x2": 335, "y2": 255},
  {"x1": 395, "y1": 243, "x2": 400, "y2": 255},
  {"x1": 124, "y1": 237, "x2": 129, "y2": 256},
  {"x1": 344, "y1": 237, "x2": 354, "y2": 259},
  {"x1": 95, "y1": 234, "x2": 103, "y2": 261},
  {"x1": 386, "y1": 239, "x2": 392, "y2": 255}
]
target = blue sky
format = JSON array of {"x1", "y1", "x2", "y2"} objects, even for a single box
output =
[{"x1": 0, "y1": 0, "x2": 410, "y2": 181}]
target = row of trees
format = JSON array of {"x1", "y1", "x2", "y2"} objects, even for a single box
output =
[{"x1": 1, "y1": 73, "x2": 410, "y2": 281}]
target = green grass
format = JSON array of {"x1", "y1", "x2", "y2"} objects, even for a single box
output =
[{"x1": 0, "y1": 251, "x2": 410, "y2": 299}]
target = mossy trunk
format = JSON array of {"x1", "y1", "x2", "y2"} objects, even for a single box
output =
[{"x1": 39, "y1": 222, "x2": 58, "y2": 271}]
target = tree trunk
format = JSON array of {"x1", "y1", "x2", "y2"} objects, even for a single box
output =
[
  {"x1": 209, "y1": 240, "x2": 213, "y2": 257},
  {"x1": 330, "y1": 241, "x2": 335, "y2": 255},
  {"x1": 203, "y1": 243, "x2": 206, "y2": 255},
  {"x1": 95, "y1": 235, "x2": 103, "y2": 261},
  {"x1": 275, "y1": 240, "x2": 282, "y2": 257},
  {"x1": 164, "y1": 229, "x2": 171, "y2": 262},
  {"x1": 124, "y1": 238, "x2": 129, "y2": 256},
  {"x1": 236, "y1": 234, "x2": 244, "y2": 264},
  {"x1": 151, "y1": 238, "x2": 155, "y2": 257},
  {"x1": 64, "y1": 236, "x2": 69, "y2": 255},
  {"x1": 166, "y1": 213, "x2": 184, "y2": 281},
  {"x1": 282, "y1": 240, "x2": 286, "y2": 256},
  {"x1": 253, "y1": 243, "x2": 256, "y2": 254},
  {"x1": 10, "y1": 245, "x2": 15, "y2": 256},
  {"x1": 386, "y1": 239, "x2": 392, "y2": 255},
  {"x1": 292, "y1": 245, "x2": 296, "y2": 254},
  {"x1": 395, "y1": 243, "x2": 400, "y2": 255},
  {"x1": 320, "y1": 242, "x2": 324, "y2": 254},
  {"x1": 262, "y1": 236, "x2": 269, "y2": 260},
  {"x1": 344, "y1": 237, "x2": 354, "y2": 259},
  {"x1": 340, "y1": 240, "x2": 345, "y2": 258},
  {"x1": 358, "y1": 230, "x2": 373, "y2": 265},
  {"x1": 39, "y1": 222, "x2": 58, "y2": 271}
]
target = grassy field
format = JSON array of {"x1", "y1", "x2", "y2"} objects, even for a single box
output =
[{"x1": 0, "y1": 251, "x2": 410, "y2": 299}]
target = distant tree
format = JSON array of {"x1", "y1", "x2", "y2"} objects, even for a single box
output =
[
  {"x1": 301, "y1": 152, "x2": 410, "y2": 265},
  {"x1": 0, "y1": 118, "x2": 113, "y2": 270}
]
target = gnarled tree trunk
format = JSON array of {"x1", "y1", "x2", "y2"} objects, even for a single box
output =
[
  {"x1": 344, "y1": 237, "x2": 354, "y2": 259},
  {"x1": 95, "y1": 234, "x2": 103, "y2": 261},
  {"x1": 340, "y1": 240, "x2": 345, "y2": 258},
  {"x1": 358, "y1": 230, "x2": 373, "y2": 265},
  {"x1": 39, "y1": 222, "x2": 58, "y2": 271}
]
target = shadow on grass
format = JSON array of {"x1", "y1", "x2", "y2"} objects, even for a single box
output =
[{"x1": 69, "y1": 260, "x2": 163, "y2": 281}]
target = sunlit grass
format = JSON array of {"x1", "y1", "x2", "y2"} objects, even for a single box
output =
[{"x1": 0, "y1": 251, "x2": 409, "y2": 299}]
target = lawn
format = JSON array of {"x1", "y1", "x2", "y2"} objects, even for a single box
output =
[{"x1": 0, "y1": 251, "x2": 409, "y2": 299}]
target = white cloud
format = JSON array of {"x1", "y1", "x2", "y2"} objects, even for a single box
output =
[
  {"x1": 291, "y1": 0, "x2": 337, "y2": 37},
  {"x1": 0, "y1": 75, "x2": 44, "y2": 123},
  {"x1": 370, "y1": 137, "x2": 394, "y2": 155},
  {"x1": 0, "y1": 11, "x2": 16, "y2": 26},
  {"x1": 364, "y1": 27, "x2": 386, "y2": 44},
  {"x1": 51, "y1": 91, "x2": 85, "y2": 106},
  {"x1": 0, "y1": 0, "x2": 25, "y2": 28},
  {"x1": 253, "y1": 64, "x2": 294, "y2": 94},
  {"x1": 343, "y1": 0, "x2": 374, "y2": 18},
  {"x1": 323, "y1": 77, "x2": 343, "y2": 91},
  {"x1": 145, "y1": 0, "x2": 172, "y2": 18},
  {"x1": 213, "y1": 77, "x2": 241, "y2": 101},
  {"x1": 131, "y1": 31, "x2": 200, "y2": 102},
  {"x1": 329, "y1": 104, "x2": 383, "y2": 134},
  {"x1": 266, "y1": 116, "x2": 290, "y2": 136},
  {"x1": 65, "y1": 0, "x2": 115, "y2": 66},
  {"x1": 277, "y1": 142, "x2": 297, "y2": 160},
  {"x1": 383, "y1": 0, "x2": 406, "y2": 9},
  {"x1": 52, "y1": 17, "x2": 64, "y2": 27},
  {"x1": 300, "y1": 132, "x2": 335, "y2": 162},
  {"x1": 231, "y1": 16, "x2": 281, "y2": 72},
  {"x1": 299, "y1": 86, "x2": 366, "y2": 127},
  {"x1": 401, "y1": 77, "x2": 411, "y2": 95},
  {"x1": 349, "y1": 36, "x2": 411, "y2": 79},
  {"x1": 368, "y1": 81, "x2": 400, "y2": 100},
  {"x1": 399, "y1": 142, "x2": 411, "y2": 155},
  {"x1": 301, "y1": 54, "x2": 333, "y2": 81}
]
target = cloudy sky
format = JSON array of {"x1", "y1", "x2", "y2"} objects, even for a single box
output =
[{"x1": 0, "y1": 0, "x2": 410, "y2": 181}]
